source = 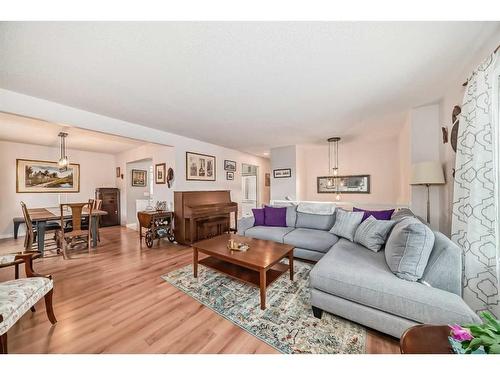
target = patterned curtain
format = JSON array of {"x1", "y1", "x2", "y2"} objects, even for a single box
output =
[{"x1": 451, "y1": 52, "x2": 500, "y2": 318}]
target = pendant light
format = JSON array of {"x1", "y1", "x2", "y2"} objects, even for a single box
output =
[
  {"x1": 327, "y1": 137, "x2": 341, "y2": 201},
  {"x1": 58, "y1": 132, "x2": 69, "y2": 171}
]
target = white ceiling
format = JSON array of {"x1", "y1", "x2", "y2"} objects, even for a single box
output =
[
  {"x1": 0, "y1": 112, "x2": 146, "y2": 154},
  {"x1": 0, "y1": 22, "x2": 499, "y2": 155}
]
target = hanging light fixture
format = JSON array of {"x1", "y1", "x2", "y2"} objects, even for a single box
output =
[
  {"x1": 327, "y1": 137, "x2": 342, "y2": 201},
  {"x1": 58, "y1": 132, "x2": 69, "y2": 171}
]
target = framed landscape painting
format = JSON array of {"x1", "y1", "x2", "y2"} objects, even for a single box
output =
[
  {"x1": 186, "y1": 151, "x2": 216, "y2": 181},
  {"x1": 16, "y1": 159, "x2": 80, "y2": 193},
  {"x1": 317, "y1": 175, "x2": 370, "y2": 194}
]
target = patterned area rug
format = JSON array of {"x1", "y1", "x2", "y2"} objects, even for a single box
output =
[{"x1": 161, "y1": 260, "x2": 366, "y2": 353}]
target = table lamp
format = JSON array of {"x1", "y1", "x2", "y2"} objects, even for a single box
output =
[{"x1": 410, "y1": 161, "x2": 445, "y2": 223}]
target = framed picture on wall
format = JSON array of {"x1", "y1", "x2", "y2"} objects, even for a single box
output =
[
  {"x1": 116, "y1": 167, "x2": 121, "y2": 178},
  {"x1": 224, "y1": 160, "x2": 237, "y2": 172},
  {"x1": 16, "y1": 159, "x2": 80, "y2": 193},
  {"x1": 226, "y1": 171, "x2": 234, "y2": 180},
  {"x1": 186, "y1": 151, "x2": 216, "y2": 181},
  {"x1": 131, "y1": 169, "x2": 147, "y2": 187},
  {"x1": 155, "y1": 163, "x2": 166, "y2": 184},
  {"x1": 317, "y1": 175, "x2": 370, "y2": 194},
  {"x1": 273, "y1": 168, "x2": 291, "y2": 178}
]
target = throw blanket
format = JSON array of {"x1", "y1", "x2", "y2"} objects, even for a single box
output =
[{"x1": 297, "y1": 202, "x2": 336, "y2": 215}]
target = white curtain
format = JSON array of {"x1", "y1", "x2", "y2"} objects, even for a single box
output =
[{"x1": 451, "y1": 51, "x2": 500, "y2": 318}]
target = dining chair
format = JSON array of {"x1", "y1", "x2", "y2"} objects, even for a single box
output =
[
  {"x1": 56, "y1": 202, "x2": 93, "y2": 259},
  {"x1": 20, "y1": 202, "x2": 60, "y2": 253},
  {"x1": 81, "y1": 199, "x2": 102, "y2": 242}
]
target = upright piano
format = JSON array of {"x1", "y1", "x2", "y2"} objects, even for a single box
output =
[{"x1": 174, "y1": 190, "x2": 238, "y2": 245}]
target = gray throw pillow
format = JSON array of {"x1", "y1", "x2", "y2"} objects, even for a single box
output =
[
  {"x1": 296, "y1": 212, "x2": 336, "y2": 231},
  {"x1": 329, "y1": 209, "x2": 364, "y2": 241},
  {"x1": 354, "y1": 216, "x2": 396, "y2": 252},
  {"x1": 385, "y1": 217, "x2": 435, "y2": 281}
]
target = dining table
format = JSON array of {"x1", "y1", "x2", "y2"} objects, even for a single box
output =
[{"x1": 27, "y1": 207, "x2": 108, "y2": 254}]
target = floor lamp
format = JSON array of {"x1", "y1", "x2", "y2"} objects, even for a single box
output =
[{"x1": 410, "y1": 161, "x2": 445, "y2": 223}]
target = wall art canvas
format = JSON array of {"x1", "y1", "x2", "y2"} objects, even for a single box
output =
[
  {"x1": 186, "y1": 152, "x2": 216, "y2": 181},
  {"x1": 132, "y1": 169, "x2": 147, "y2": 187},
  {"x1": 317, "y1": 175, "x2": 370, "y2": 194},
  {"x1": 224, "y1": 160, "x2": 237, "y2": 172},
  {"x1": 226, "y1": 171, "x2": 234, "y2": 180},
  {"x1": 16, "y1": 159, "x2": 80, "y2": 193},
  {"x1": 273, "y1": 168, "x2": 291, "y2": 178},
  {"x1": 155, "y1": 163, "x2": 166, "y2": 184}
]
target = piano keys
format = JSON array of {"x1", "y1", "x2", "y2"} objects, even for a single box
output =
[{"x1": 174, "y1": 190, "x2": 238, "y2": 245}]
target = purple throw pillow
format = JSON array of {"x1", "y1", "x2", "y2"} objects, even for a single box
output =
[
  {"x1": 252, "y1": 208, "x2": 265, "y2": 226},
  {"x1": 264, "y1": 206, "x2": 287, "y2": 227},
  {"x1": 353, "y1": 207, "x2": 395, "y2": 222}
]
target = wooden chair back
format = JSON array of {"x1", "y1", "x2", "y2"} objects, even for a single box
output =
[
  {"x1": 60, "y1": 202, "x2": 93, "y2": 232},
  {"x1": 20, "y1": 201, "x2": 35, "y2": 250},
  {"x1": 94, "y1": 199, "x2": 103, "y2": 210},
  {"x1": 88, "y1": 198, "x2": 102, "y2": 210}
]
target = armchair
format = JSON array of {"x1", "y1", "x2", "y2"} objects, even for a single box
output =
[{"x1": 0, "y1": 253, "x2": 57, "y2": 354}]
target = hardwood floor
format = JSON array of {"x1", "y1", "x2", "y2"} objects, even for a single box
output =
[{"x1": 0, "y1": 226, "x2": 400, "y2": 354}]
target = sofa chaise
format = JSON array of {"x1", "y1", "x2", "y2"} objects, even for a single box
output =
[{"x1": 237, "y1": 205, "x2": 480, "y2": 338}]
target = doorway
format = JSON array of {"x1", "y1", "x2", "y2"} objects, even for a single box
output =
[
  {"x1": 125, "y1": 158, "x2": 153, "y2": 229},
  {"x1": 241, "y1": 163, "x2": 259, "y2": 217}
]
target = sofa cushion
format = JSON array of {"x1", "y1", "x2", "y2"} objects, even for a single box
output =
[
  {"x1": 295, "y1": 212, "x2": 336, "y2": 231},
  {"x1": 286, "y1": 206, "x2": 297, "y2": 227},
  {"x1": 0, "y1": 277, "x2": 54, "y2": 335},
  {"x1": 353, "y1": 207, "x2": 395, "y2": 222},
  {"x1": 264, "y1": 206, "x2": 287, "y2": 227},
  {"x1": 310, "y1": 239, "x2": 480, "y2": 325},
  {"x1": 252, "y1": 208, "x2": 265, "y2": 226},
  {"x1": 329, "y1": 209, "x2": 364, "y2": 241},
  {"x1": 244, "y1": 226, "x2": 295, "y2": 243},
  {"x1": 283, "y1": 228, "x2": 339, "y2": 253},
  {"x1": 353, "y1": 216, "x2": 395, "y2": 252},
  {"x1": 391, "y1": 208, "x2": 415, "y2": 221},
  {"x1": 385, "y1": 217, "x2": 435, "y2": 281}
]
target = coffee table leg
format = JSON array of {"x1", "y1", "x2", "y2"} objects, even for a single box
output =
[
  {"x1": 193, "y1": 247, "x2": 198, "y2": 278},
  {"x1": 259, "y1": 269, "x2": 266, "y2": 310},
  {"x1": 289, "y1": 251, "x2": 294, "y2": 281}
]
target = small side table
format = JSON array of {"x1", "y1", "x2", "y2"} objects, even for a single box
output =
[
  {"x1": 400, "y1": 324, "x2": 453, "y2": 354},
  {"x1": 137, "y1": 210, "x2": 175, "y2": 248},
  {"x1": 0, "y1": 251, "x2": 42, "y2": 279}
]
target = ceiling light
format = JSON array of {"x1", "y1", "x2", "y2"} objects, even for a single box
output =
[
  {"x1": 327, "y1": 137, "x2": 341, "y2": 200},
  {"x1": 58, "y1": 132, "x2": 69, "y2": 171}
]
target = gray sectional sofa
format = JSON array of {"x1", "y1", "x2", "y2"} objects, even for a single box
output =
[{"x1": 237, "y1": 205, "x2": 480, "y2": 338}]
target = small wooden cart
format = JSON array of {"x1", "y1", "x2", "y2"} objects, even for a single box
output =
[{"x1": 137, "y1": 210, "x2": 175, "y2": 248}]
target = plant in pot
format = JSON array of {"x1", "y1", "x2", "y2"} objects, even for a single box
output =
[{"x1": 449, "y1": 312, "x2": 500, "y2": 354}]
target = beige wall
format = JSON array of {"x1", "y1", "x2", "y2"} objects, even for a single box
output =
[
  {"x1": 299, "y1": 135, "x2": 403, "y2": 206},
  {"x1": 397, "y1": 114, "x2": 411, "y2": 204},
  {"x1": 0, "y1": 140, "x2": 116, "y2": 238},
  {"x1": 116, "y1": 143, "x2": 175, "y2": 226}
]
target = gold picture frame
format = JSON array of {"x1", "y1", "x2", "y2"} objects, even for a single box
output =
[{"x1": 16, "y1": 159, "x2": 80, "y2": 193}]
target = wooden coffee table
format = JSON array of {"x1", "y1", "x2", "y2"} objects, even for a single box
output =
[{"x1": 192, "y1": 233, "x2": 294, "y2": 310}]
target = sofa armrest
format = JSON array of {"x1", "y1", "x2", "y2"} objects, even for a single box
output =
[
  {"x1": 420, "y1": 231, "x2": 462, "y2": 295},
  {"x1": 237, "y1": 216, "x2": 255, "y2": 235}
]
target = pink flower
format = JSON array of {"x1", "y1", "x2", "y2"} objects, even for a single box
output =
[{"x1": 449, "y1": 324, "x2": 474, "y2": 342}]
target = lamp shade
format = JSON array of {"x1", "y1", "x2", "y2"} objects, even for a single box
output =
[{"x1": 410, "y1": 161, "x2": 445, "y2": 185}]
